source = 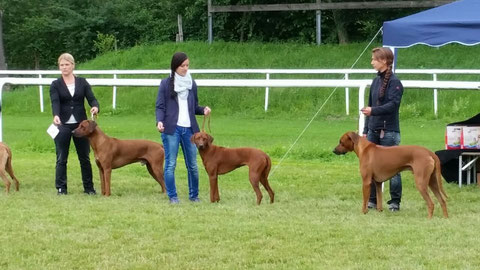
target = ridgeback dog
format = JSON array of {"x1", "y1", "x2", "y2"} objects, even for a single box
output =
[
  {"x1": 333, "y1": 131, "x2": 448, "y2": 218},
  {"x1": 191, "y1": 132, "x2": 274, "y2": 205},
  {"x1": 73, "y1": 120, "x2": 165, "y2": 196},
  {"x1": 0, "y1": 142, "x2": 19, "y2": 194}
]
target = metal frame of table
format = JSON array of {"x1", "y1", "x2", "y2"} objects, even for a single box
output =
[{"x1": 458, "y1": 152, "x2": 480, "y2": 187}]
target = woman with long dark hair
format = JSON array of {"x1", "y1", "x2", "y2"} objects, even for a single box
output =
[
  {"x1": 155, "y1": 52, "x2": 211, "y2": 204},
  {"x1": 361, "y1": 47, "x2": 404, "y2": 212}
]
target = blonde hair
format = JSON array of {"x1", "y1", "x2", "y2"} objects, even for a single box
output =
[{"x1": 57, "y1": 53, "x2": 75, "y2": 66}]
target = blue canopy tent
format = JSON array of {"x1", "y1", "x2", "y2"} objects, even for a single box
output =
[{"x1": 383, "y1": 0, "x2": 480, "y2": 48}]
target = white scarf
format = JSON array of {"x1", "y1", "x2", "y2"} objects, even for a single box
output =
[{"x1": 174, "y1": 71, "x2": 192, "y2": 100}]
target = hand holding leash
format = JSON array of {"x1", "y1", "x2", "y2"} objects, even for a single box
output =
[{"x1": 90, "y1": 106, "x2": 99, "y2": 122}]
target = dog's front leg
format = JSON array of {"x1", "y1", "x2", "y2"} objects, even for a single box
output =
[
  {"x1": 96, "y1": 160, "x2": 106, "y2": 195},
  {"x1": 374, "y1": 181, "x2": 383, "y2": 212},
  {"x1": 361, "y1": 178, "x2": 371, "y2": 214},
  {"x1": 103, "y1": 168, "x2": 112, "y2": 196},
  {"x1": 208, "y1": 172, "x2": 220, "y2": 203}
]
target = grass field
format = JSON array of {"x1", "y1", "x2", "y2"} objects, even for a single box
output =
[
  {"x1": 1, "y1": 42, "x2": 480, "y2": 269},
  {"x1": 5, "y1": 41, "x2": 480, "y2": 121},
  {"x1": 1, "y1": 114, "x2": 480, "y2": 269}
]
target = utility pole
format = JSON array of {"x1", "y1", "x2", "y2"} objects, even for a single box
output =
[{"x1": 0, "y1": 10, "x2": 7, "y2": 70}]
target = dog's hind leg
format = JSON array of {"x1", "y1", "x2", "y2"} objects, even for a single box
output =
[
  {"x1": 259, "y1": 157, "x2": 274, "y2": 203},
  {"x1": 428, "y1": 173, "x2": 448, "y2": 218},
  {"x1": 0, "y1": 152, "x2": 10, "y2": 193},
  {"x1": 414, "y1": 171, "x2": 435, "y2": 218},
  {"x1": 5, "y1": 155, "x2": 19, "y2": 191},
  {"x1": 249, "y1": 172, "x2": 263, "y2": 205},
  {"x1": 146, "y1": 162, "x2": 166, "y2": 193},
  {"x1": 0, "y1": 170, "x2": 10, "y2": 194},
  {"x1": 259, "y1": 177, "x2": 274, "y2": 204}
]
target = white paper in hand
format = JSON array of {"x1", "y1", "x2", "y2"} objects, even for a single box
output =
[{"x1": 47, "y1": 123, "x2": 59, "y2": 139}]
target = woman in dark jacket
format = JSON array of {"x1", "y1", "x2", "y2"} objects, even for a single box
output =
[
  {"x1": 50, "y1": 53, "x2": 99, "y2": 195},
  {"x1": 361, "y1": 47, "x2": 404, "y2": 212},
  {"x1": 155, "y1": 52, "x2": 211, "y2": 204}
]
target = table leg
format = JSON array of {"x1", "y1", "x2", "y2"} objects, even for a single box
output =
[
  {"x1": 467, "y1": 155, "x2": 471, "y2": 185},
  {"x1": 459, "y1": 154, "x2": 463, "y2": 188}
]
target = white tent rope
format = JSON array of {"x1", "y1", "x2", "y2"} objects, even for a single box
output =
[{"x1": 269, "y1": 27, "x2": 383, "y2": 178}]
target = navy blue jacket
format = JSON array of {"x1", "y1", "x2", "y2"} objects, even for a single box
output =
[
  {"x1": 363, "y1": 71, "x2": 403, "y2": 134},
  {"x1": 155, "y1": 77, "x2": 205, "y2": 135},
  {"x1": 50, "y1": 77, "x2": 99, "y2": 124}
]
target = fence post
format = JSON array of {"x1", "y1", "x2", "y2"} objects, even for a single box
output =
[
  {"x1": 358, "y1": 84, "x2": 366, "y2": 134},
  {"x1": 113, "y1": 73, "x2": 117, "y2": 109},
  {"x1": 345, "y1": 73, "x2": 349, "y2": 115},
  {"x1": 433, "y1": 73, "x2": 438, "y2": 117},
  {"x1": 0, "y1": 81, "x2": 4, "y2": 141},
  {"x1": 39, "y1": 74, "x2": 44, "y2": 112},
  {"x1": 264, "y1": 73, "x2": 270, "y2": 112}
]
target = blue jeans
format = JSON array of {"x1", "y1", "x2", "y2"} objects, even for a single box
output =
[
  {"x1": 367, "y1": 129, "x2": 402, "y2": 205},
  {"x1": 161, "y1": 126, "x2": 199, "y2": 200}
]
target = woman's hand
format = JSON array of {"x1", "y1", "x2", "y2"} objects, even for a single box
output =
[
  {"x1": 360, "y1": 107, "x2": 372, "y2": 116},
  {"x1": 53, "y1": 115, "x2": 61, "y2": 125},
  {"x1": 157, "y1": 122, "x2": 164, "y2": 133},
  {"x1": 90, "y1": 106, "x2": 99, "y2": 115},
  {"x1": 204, "y1": 106, "x2": 211, "y2": 116}
]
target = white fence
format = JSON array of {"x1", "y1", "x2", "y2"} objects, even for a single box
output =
[
  {"x1": 1, "y1": 69, "x2": 480, "y2": 115},
  {"x1": 0, "y1": 75, "x2": 479, "y2": 141}
]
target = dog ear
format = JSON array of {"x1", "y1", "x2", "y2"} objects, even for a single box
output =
[
  {"x1": 347, "y1": 132, "x2": 360, "y2": 144},
  {"x1": 190, "y1": 133, "x2": 197, "y2": 143},
  {"x1": 88, "y1": 120, "x2": 97, "y2": 133},
  {"x1": 207, "y1": 133, "x2": 214, "y2": 145}
]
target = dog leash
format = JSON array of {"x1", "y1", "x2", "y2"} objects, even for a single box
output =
[
  {"x1": 201, "y1": 114, "x2": 211, "y2": 133},
  {"x1": 91, "y1": 112, "x2": 98, "y2": 122},
  {"x1": 270, "y1": 29, "x2": 382, "y2": 179}
]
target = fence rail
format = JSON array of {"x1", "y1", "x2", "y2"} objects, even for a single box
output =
[
  {"x1": 0, "y1": 76, "x2": 479, "y2": 142},
  {"x1": 1, "y1": 69, "x2": 480, "y2": 115}
]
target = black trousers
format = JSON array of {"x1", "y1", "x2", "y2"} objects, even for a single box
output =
[{"x1": 54, "y1": 123, "x2": 94, "y2": 193}]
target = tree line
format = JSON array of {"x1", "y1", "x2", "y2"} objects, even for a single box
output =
[{"x1": 0, "y1": 0, "x2": 423, "y2": 69}]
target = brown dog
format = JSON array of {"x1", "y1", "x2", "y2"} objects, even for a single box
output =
[
  {"x1": 0, "y1": 142, "x2": 19, "y2": 194},
  {"x1": 191, "y1": 132, "x2": 274, "y2": 204},
  {"x1": 73, "y1": 120, "x2": 165, "y2": 196},
  {"x1": 333, "y1": 131, "x2": 448, "y2": 218}
]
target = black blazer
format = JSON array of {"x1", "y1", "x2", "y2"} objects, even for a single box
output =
[{"x1": 50, "y1": 76, "x2": 99, "y2": 124}]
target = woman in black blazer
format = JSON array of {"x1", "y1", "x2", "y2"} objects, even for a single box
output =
[{"x1": 50, "y1": 53, "x2": 99, "y2": 195}]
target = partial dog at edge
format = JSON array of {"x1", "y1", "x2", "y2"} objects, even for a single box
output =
[
  {"x1": 73, "y1": 120, "x2": 165, "y2": 196},
  {"x1": 191, "y1": 131, "x2": 274, "y2": 205},
  {"x1": 0, "y1": 142, "x2": 19, "y2": 194},
  {"x1": 333, "y1": 131, "x2": 448, "y2": 218}
]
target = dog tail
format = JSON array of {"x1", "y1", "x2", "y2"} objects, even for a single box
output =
[
  {"x1": 263, "y1": 154, "x2": 272, "y2": 180},
  {"x1": 433, "y1": 153, "x2": 448, "y2": 200}
]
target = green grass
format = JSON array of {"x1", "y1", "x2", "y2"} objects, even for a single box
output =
[
  {"x1": 1, "y1": 42, "x2": 480, "y2": 269},
  {"x1": 5, "y1": 42, "x2": 480, "y2": 121},
  {"x1": 1, "y1": 114, "x2": 480, "y2": 269}
]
